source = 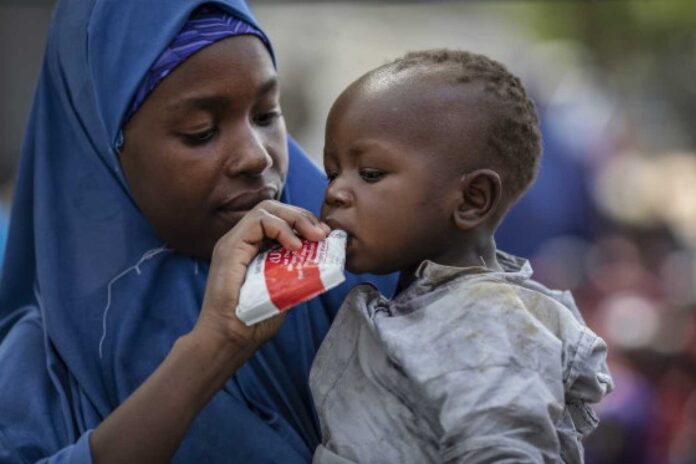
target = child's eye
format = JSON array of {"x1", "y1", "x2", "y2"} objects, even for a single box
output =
[
  {"x1": 359, "y1": 168, "x2": 385, "y2": 183},
  {"x1": 254, "y1": 110, "x2": 283, "y2": 127},
  {"x1": 181, "y1": 127, "x2": 217, "y2": 146},
  {"x1": 325, "y1": 171, "x2": 338, "y2": 182}
]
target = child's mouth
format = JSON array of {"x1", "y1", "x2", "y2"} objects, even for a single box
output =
[
  {"x1": 321, "y1": 218, "x2": 357, "y2": 254},
  {"x1": 322, "y1": 217, "x2": 350, "y2": 235}
]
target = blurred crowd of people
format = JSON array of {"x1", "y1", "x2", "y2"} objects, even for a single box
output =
[{"x1": 496, "y1": 54, "x2": 696, "y2": 462}]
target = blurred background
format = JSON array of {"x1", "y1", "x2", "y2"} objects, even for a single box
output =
[{"x1": 2, "y1": 0, "x2": 696, "y2": 462}]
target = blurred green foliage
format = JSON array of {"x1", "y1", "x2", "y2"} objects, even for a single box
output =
[
  {"x1": 526, "y1": 0, "x2": 696, "y2": 67},
  {"x1": 511, "y1": 0, "x2": 696, "y2": 150}
]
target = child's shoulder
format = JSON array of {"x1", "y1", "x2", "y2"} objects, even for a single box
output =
[
  {"x1": 374, "y1": 261, "x2": 601, "y2": 387},
  {"x1": 445, "y1": 271, "x2": 597, "y2": 359}
]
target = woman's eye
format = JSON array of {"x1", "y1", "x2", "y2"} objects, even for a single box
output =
[
  {"x1": 359, "y1": 168, "x2": 385, "y2": 183},
  {"x1": 182, "y1": 127, "x2": 217, "y2": 145},
  {"x1": 254, "y1": 110, "x2": 282, "y2": 127}
]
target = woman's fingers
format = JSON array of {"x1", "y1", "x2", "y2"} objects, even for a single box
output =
[
  {"x1": 255, "y1": 200, "x2": 329, "y2": 243},
  {"x1": 208, "y1": 210, "x2": 300, "y2": 307},
  {"x1": 212, "y1": 202, "x2": 327, "y2": 287},
  {"x1": 257, "y1": 208, "x2": 303, "y2": 250},
  {"x1": 198, "y1": 201, "x2": 329, "y2": 349},
  {"x1": 212, "y1": 205, "x2": 323, "y2": 302}
]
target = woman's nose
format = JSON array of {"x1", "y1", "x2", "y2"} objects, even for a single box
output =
[
  {"x1": 323, "y1": 178, "x2": 353, "y2": 208},
  {"x1": 224, "y1": 126, "x2": 273, "y2": 177}
]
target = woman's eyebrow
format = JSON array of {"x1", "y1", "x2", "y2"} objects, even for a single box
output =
[
  {"x1": 166, "y1": 78, "x2": 278, "y2": 113},
  {"x1": 257, "y1": 77, "x2": 278, "y2": 97},
  {"x1": 168, "y1": 95, "x2": 229, "y2": 113}
]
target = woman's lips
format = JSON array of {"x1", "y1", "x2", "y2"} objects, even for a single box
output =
[{"x1": 216, "y1": 186, "x2": 278, "y2": 216}]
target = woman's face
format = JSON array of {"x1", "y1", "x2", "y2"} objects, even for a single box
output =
[{"x1": 120, "y1": 36, "x2": 288, "y2": 260}]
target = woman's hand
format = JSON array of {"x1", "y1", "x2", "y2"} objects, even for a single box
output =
[
  {"x1": 91, "y1": 201, "x2": 328, "y2": 464},
  {"x1": 194, "y1": 200, "x2": 330, "y2": 353}
]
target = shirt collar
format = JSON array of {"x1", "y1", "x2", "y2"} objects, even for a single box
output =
[{"x1": 412, "y1": 250, "x2": 534, "y2": 289}]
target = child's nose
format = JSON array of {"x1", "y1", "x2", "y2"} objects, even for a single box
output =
[{"x1": 323, "y1": 179, "x2": 353, "y2": 208}]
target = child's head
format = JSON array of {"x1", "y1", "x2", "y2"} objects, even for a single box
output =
[{"x1": 321, "y1": 49, "x2": 541, "y2": 275}]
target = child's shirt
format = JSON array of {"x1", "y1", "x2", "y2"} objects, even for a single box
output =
[{"x1": 309, "y1": 252, "x2": 613, "y2": 464}]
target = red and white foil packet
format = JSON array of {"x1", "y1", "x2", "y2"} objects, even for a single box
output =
[{"x1": 236, "y1": 230, "x2": 347, "y2": 325}]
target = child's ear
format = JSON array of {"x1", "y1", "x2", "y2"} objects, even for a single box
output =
[{"x1": 453, "y1": 169, "x2": 502, "y2": 230}]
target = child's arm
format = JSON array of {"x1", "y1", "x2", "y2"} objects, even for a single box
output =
[
  {"x1": 400, "y1": 282, "x2": 611, "y2": 463},
  {"x1": 426, "y1": 364, "x2": 564, "y2": 463}
]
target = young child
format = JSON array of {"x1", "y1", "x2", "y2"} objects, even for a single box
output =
[{"x1": 310, "y1": 49, "x2": 613, "y2": 463}]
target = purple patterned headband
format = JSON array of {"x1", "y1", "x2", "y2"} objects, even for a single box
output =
[{"x1": 125, "y1": 6, "x2": 269, "y2": 122}]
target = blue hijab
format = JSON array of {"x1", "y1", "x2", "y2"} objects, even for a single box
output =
[{"x1": 0, "y1": 0, "x2": 396, "y2": 462}]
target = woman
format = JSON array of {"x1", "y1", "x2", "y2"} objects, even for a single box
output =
[{"x1": 0, "y1": 1, "x2": 396, "y2": 462}]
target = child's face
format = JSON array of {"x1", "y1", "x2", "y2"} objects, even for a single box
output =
[{"x1": 320, "y1": 76, "x2": 471, "y2": 275}]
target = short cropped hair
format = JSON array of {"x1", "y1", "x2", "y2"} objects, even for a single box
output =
[{"x1": 375, "y1": 49, "x2": 542, "y2": 202}]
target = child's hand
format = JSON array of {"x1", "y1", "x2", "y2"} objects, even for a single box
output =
[{"x1": 194, "y1": 200, "x2": 330, "y2": 352}]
